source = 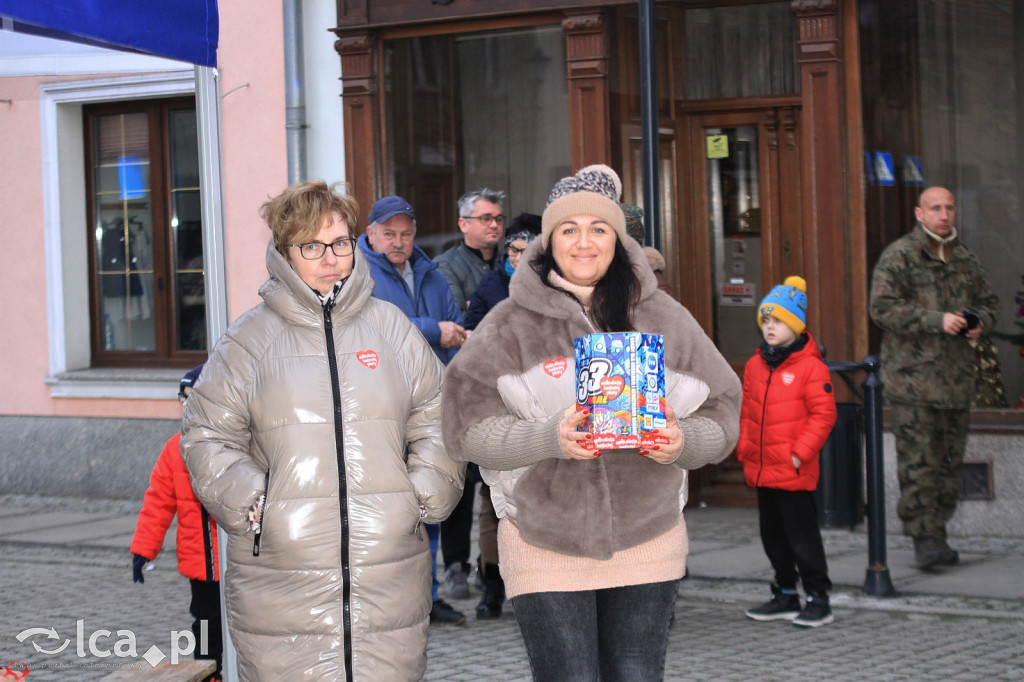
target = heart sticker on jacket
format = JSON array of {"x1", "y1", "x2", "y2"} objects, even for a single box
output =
[
  {"x1": 357, "y1": 350, "x2": 379, "y2": 369},
  {"x1": 599, "y1": 376, "x2": 625, "y2": 399},
  {"x1": 543, "y1": 357, "x2": 567, "y2": 378}
]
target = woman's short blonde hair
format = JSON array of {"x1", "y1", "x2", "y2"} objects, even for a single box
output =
[{"x1": 260, "y1": 181, "x2": 360, "y2": 256}]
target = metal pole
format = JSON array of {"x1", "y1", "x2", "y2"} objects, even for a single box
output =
[
  {"x1": 283, "y1": 0, "x2": 308, "y2": 184},
  {"x1": 638, "y1": 0, "x2": 661, "y2": 250},
  {"x1": 861, "y1": 355, "x2": 896, "y2": 596},
  {"x1": 195, "y1": 64, "x2": 236, "y2": 680}
]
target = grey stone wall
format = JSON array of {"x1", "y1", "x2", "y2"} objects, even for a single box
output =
[
  {"x1": 882, "y1": 431, "x2": 1024, "y2": 538},
  {"x1": 0, "y1": 415, "x2": 179, "y2": 499}
]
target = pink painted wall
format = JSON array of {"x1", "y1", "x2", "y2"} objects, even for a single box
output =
[
  {"x1": 0, "y1": 0, "x2": 289, "y2": 420},
  {"x1": 0, "y1": 77, "x2": 51, "y2": 415}
]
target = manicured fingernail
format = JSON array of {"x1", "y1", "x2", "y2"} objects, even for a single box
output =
[
  {"x1": 593, "y1": 451, "x2": 602, "y2": 457},
  {"x1": 639, "y1": 450, "x2": 649, "y2": 456},
  {"x1": 585, "y1": 434, "x2": 593, "y2": 439},
  {"x1": 652, "y1": 446, "x2": 660, "y2": 450}
]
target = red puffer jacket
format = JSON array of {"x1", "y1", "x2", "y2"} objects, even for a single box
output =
[
  {"x1": 736, "y1": 333, "x2": 837, "y2": 491},
  {"x1": 130, "y1": 433, "x2": 219, "y2": 581}
]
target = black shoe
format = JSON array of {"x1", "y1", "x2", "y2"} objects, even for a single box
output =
[
  {"x1": 745, "y1": 583, "x2": 801, "y2": 622},
  {"x1": 934, "y1": 538, "x2": 960, "y2": 566},
  {"x1": 430, "y1": 599, "x2": 466, "y2": 625},
  {"x1": 914, "y1": 535, "x2": 955, "y2": 570},
  {"x1": 476, "y1": 561, "x2": 505, "y2": 619},
  {"x1": 793, "y1": 592, "x2": 833, "y2": 628}
]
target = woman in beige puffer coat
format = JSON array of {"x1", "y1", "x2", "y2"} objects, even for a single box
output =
[{"x1": 182, "y1": 181, "x2": 464, "y2": 681}]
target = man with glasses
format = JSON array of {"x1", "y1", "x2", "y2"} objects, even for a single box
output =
[
  {"x1": 358, "y1": 195, "x2": 467, "y2": 365},
  {"x1": 435, "y1": 188, "x2": 508, "y2": 313},
  {"x1": 433, "y1": 188, "x2": 506, "y2": 603}
]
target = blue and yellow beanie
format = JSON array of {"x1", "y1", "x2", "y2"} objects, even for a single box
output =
[{"x1": 758, "y1": 276, "x2": 808, "y2": 335}]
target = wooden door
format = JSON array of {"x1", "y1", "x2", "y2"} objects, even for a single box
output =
[{"x1": 675, "y1": 102, "x2": 803, "y2": 507}]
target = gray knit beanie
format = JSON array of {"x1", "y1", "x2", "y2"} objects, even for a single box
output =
[{"x1": 541, "y1": 164, "x2": 627, "y2": 247}]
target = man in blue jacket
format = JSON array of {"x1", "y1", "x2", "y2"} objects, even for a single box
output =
[
  {"x1": 359, "y1": 196, "x2": 467, "y2": 365},
  {"x1": 359, "y1": 195, "x2": 468, "y2": 627}
]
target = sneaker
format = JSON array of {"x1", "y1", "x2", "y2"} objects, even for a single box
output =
[
  {"x1": 444, "y1": 563, "x2": 470, "y2": 600},
  {"x1": 430, "y1": 599, "x2": 466, "y2": 625},
  {"x1": 792, "y1": 592, "x2": 833, "y2": 628},
  {"x1": 745, "y1": 584, "x2": 801, "y2": 622}
]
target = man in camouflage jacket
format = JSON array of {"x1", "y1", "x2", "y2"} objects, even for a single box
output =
[{"x1": 869, "y1": 186, "x2": 998, "y2": 570}]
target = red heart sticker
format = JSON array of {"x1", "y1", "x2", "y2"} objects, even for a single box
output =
[
  {"x1": 357, "y1": 350, "x2": 379, "y2": 369},
  {"x1": 599, "y1": 376, "x2": 625, "y2": 399},
  {"x1": 543, "y1": 357, "x2": 567, "y2": 378}
]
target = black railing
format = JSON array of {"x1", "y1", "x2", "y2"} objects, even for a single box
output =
[{"x1": 825, "y1": 355, "x2": 897, "y2": 597}]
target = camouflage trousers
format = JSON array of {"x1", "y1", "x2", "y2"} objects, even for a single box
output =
[{"x1": 889, "y1": 403, "x2": 969, "y2": 539}]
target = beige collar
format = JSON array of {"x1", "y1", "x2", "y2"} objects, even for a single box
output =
[
  {"x1": 919, "y1": 223, "x2": 957, "y2": 263},
  {"x1": 548, "y1": 270, "x2": 594, "y2": 312}
]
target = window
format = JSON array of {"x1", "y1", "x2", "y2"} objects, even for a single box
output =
[
  {"x1": 383, "y1": 27, "x2": 571, "y2": 255},
  {"x1": 84, "y1": 98, "x2": 206, "y2": 367}
]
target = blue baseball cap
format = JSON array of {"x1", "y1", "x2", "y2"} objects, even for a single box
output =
[
  {"x1": 368, "y1": 196, "x2": 415, "y2": 225},
  {"x1": 179, "y1": 364, "x2": 204, "y2": 397}
]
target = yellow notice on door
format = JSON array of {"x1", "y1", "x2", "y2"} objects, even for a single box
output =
[{"x1": 706, "y1": 134, "x2": 729, "y2": 159}]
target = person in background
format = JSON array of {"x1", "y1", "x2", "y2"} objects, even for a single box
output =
[
  {"x1": 463, "y1": 212, "x2": 541, "y2": 331},
  {"x1": 434, "y1": 188, "x2": 507, "y2": 601},
  {"x1": 643, "y1": 245, "x2": 675, "y2": 298},
  {"x1": 442, "y1": 165, "x2": 741, "y2": 681},
  {"x1": 130, "y1": 364, "x2": 221, "y2": 681},
  {"x1": 869, "y1": 186, "x2": 998, "y2": 570},
  {"x1": 461, "y1": 211, "x2": 541, "y2": 620},
  {"x1": 182, "y1": 181, "x2": 464, "y2": 681},
  {"x1": 359, "y1": 195, "x2": 466, "y2": 364},
  {"x1": 358, "y1": 194, "x2": 467, "y2": 626},
  {"x1": 621, "y1": 201, "x2": 675, "y2": 297},
  {"x1": 737, "y1": 276, "x2": 838, "y2": 628}
]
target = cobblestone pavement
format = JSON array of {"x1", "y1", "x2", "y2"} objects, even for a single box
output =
[{"x1": 3, "y1": 494, "x2": 1023, "y2": 681}]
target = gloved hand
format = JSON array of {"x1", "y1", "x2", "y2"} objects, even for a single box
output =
[{"x1": 132, "y1": 554, "x2": 150, "y2": 584}]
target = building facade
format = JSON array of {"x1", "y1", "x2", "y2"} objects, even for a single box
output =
[
  {"x1": 0, "y1": 0, "x2": 343, "y2": 498},
  {"x1": 1, "y1": 0, "x2": 1020, "y2": 527},
  {"x1": 332, "y1": 0, "x2": 1024, "y2": 508}
]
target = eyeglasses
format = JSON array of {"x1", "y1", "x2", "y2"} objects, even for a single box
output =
[
  {"x1": 462, "y1": 214, "x2": 506, "y2": 226},
  {"x1": 287, "y1": 237, "x2": 357, "y2": 260}
]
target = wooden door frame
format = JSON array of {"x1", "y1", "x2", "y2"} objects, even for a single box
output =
[
  {"x1": 675, "y1": 98, "x2": 803, "y2": 509},
  {"x1": 675, "y1": 96, "x2": 803, "y2": 337}
]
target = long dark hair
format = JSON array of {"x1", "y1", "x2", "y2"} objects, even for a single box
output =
[{"x1": 531, "y1": 239, "x2": 640, "y2": 331}]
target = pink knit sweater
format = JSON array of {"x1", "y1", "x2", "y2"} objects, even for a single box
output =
[{"x1": 499, "y1": 515, "x2": 688, "y2": 599}]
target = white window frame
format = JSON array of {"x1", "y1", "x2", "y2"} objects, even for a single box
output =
[{"x1": 40, "y1": 72, "x2": 197, "y2": 399}]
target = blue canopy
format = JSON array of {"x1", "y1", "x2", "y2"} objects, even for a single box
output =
[{"x1": 0, "y1": 0, "x2": 218, "y2": 67}]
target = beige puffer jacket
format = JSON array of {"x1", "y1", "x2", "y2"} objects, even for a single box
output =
[{"x1": 182, "y1": 241, "x2": 464, "y2": 681}]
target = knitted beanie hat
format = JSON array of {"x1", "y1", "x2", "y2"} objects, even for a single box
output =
[
  {"x1": 621, "y1": 203, "x2": 645, "y2": 243},
  {"x1": 541, "y1": 165, "x2": 626, "y2": 247},
  {"x1": 758, "y1": 276, "x2": 808, "y2": 335}
]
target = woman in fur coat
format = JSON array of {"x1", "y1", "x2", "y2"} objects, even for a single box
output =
[{"x1": 442, "y1": 165, "x2": 741, "y2": 682}]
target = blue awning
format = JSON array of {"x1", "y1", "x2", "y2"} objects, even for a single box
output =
[{"x1": 0, "y1": 0, "x2": 218, "y2": 67}]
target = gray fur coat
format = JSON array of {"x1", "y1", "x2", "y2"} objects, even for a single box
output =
[{"x1": 442, "y1": 237, "x2": 741, "y2": 560}]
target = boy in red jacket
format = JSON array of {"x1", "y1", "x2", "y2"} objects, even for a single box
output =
[
  {"x1": 737, "y1": 277, "x2": 837, "y2": 628},
  {"x1": 130, "y1": 365, "x2": 222, "y2": 678}
]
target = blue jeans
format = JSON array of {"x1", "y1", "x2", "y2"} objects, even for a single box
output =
[
  {"x1": 426, "y1": 522, "x2": 440, "y2": 601},
  {"x1": 510, "y1": 580, "x2": 678, "y2": 682}
]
